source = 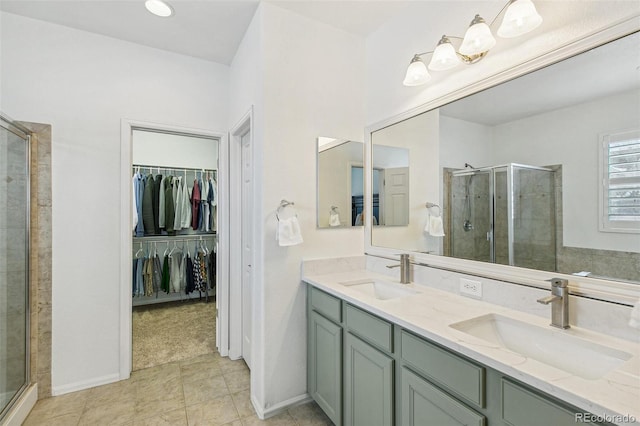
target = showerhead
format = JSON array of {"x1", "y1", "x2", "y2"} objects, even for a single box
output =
[{"x1": 464, "y1": 163, "x2": 475, "y2": 169}]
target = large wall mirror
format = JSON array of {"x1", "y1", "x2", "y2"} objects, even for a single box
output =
[
  {"x1": 368, "y1": 28, "x2": 640, "y2": 287},
  {"x1": 317, "y1": 137, "x2": 364, "y2": 228}
]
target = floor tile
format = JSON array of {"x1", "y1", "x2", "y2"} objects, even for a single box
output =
[
  {"x1": 241, "y1": 412, "x2": 297, "y2": 426},
  {"x1": 183, "y1": 374, "x2": 230, "y2": 406},
  {"x1": 288, "y1": 402, "x2": 333, "y2": 425},
  {"x1": 24, "y1": 390, "x2": 89, "y2": 422},
  {"x1": 78, "y1": 399, "x2": 135, "y2": 425},
  {"x1": 180, "y1": 358, "x2": 223, "y2": 383},
  {"x1": 231, "y1": 390, "x2": 255, "y2": 418},
  {"x1": 217, "y1": 357, "x2": 248, "y2": 374},
  {"x1": 222, "y1": 369, "x2": 250, "y2": 394},
  {"x1": 186, "y1": 395, "x2": 239, "y2": 426},
  {"x1": 86, "y1": 379, "x2": 137, "y2": 409},
  {"x1": 24, "y1": 412, "x2": 82, "y2": 426},
  {"x1": 133, "y1": 407, "x2": 188, "y2": 426}
]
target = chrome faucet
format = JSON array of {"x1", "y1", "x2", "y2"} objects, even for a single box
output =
[
  {"x1": 537, "y1": 278, "x2": 570, "y2": 329},
  {"x1": 387, "y1": 254, "x2": 411, "y2": 284}
]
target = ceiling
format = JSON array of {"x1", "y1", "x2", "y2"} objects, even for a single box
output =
[
  {"x1": 0, "y1": 0, "x2": 410, "y2": 65},
  {"x1": 440, "y1": 31, "x2": 640, "y2": 126}
]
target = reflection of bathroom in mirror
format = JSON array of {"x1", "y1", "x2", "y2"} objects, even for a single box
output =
[
  {"x1": 369, "y1": 31, "x2": 640, "y2": 283},
  {"x1": 317, "y1": 137, "x2": 364, "y2": 228},
  {"x1": 371, "y1": 144, "x2": 410, "y2": 226}
]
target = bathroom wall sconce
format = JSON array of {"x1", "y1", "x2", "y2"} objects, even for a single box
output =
[{"x1": 403, "y1": 0, "x2": 542, "y2": 86}]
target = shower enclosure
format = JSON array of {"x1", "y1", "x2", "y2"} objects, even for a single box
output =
[
  {"x1": 0, "y1": 116, "x2": 30, "y2": 421},
  {"x1": 447, "y1": 163, "x2": 557, "y2": 272}
]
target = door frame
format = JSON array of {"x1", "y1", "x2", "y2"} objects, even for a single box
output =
[
  {"x1": 119, "y1": 119, "x2": 227, "y2": 378},
  {"x1": 228, "y1": 107, "x2": 254, "y2": 361}
]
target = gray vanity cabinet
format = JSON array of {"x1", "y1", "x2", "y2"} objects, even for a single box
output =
[
  {"x1": 344, "y1": 332, "x2": 394, "y2": 426},
  {"x1": 306, "y1": 285, "x2": 607, "y2": 426},
  {"x1": 308, "y1": 288, "x2": 343, "y2": 426}
]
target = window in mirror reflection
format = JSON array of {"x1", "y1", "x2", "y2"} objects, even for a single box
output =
[{"x1": 317, "y1": 137, "x2": 364, "y2": 228}]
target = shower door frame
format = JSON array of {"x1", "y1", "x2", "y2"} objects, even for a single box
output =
[
  {"x1": 451, "y1": 163, "x2": 554, "y2": 267},
  {"x1": 0, "y1": 114, "x2": 31, "y2": 422}
]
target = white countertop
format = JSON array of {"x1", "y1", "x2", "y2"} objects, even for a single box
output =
[{"x1": 302, "y1": 268, "x2": 640, "y2": 425}]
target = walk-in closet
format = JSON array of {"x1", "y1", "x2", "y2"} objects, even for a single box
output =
[{"x1": 131, "y1": 128, "x2": 219, "y2": 370}]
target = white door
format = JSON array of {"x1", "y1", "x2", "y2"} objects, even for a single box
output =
[
  {"x1": 241, "y1": 130, "x2": 253, "y2": 369},
  {"x1": 382, "y1": 167, "x2": 410, "y2": 226}
]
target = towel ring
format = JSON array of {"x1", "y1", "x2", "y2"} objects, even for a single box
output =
[
  {"x1": 276, "y1": 199, "x2": 296, "y2": 220},
  {"x1": 425, "y1": 202, "x2": 441, "y2": 216}
]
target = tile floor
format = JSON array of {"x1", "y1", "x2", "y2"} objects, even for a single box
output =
[{"x1": 23, "y1": 353, "x2": 332, "y2": 426}]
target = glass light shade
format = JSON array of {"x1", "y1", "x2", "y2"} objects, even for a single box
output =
[
  {"x1": 459, "y1": 15, "x2": 496, "y2": 56},
  {"x1": 497, "y1": 0, "x2": 543, "y2": 38},
  {"x1": 403, "y1": 56, "x2": 431, "y2": 86},
  {"x1": 145, "y1": 0, "x2": 174, "y2": 17},
  {"x1": 428, "y1": 39, "x2": 461, "y2": 71}
]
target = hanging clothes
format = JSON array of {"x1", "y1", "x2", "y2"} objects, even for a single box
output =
[
  {"x1": 133, "y1": 172, "x2": 145, "y2": 237},
  {"x1": 152, "y1": 254, "x2": 162, "y2": 297},
  {"x1": 207, "y1": 250, "x2": 216, "y2": 291},
  {"x1": 208, "y1": 177, "x2": 216, "y2": 231},
  {"x1": 185, "y1": 253, "x2": 195, "y2": 294},
  {"x1": 201, "y1": 178, "x2": 210, "y2": 232},
  {"x1": 143, "y1": 257, "x2": 154, "y2": 297},
  {"x1": 179, "y1": 178, "x2": 192, "y2": 229},
  {"x1": 164, "y1": 176, "x2": 176, "y2": 235},
  {"x1": 153, "y1": 174, "x2": 162, "y2": 235},
  {"x1": 142, "y1": 174, "x2": 156, "y2": 235},
  {"x1": 191, "y1": 178, "x2": 201, "y2": 230},
  {"x1": 173, "y1": 177, "x2": 183, "y2": 231},
  {"x1": 161, "y1": 255, "x2": 171, "y2": 293},
  {"x1": 134, "y1": 256, "x2": 144, "y2": 296},
  {"x1": 169, "y1": 252, "x2": 185, "y2": 293}
]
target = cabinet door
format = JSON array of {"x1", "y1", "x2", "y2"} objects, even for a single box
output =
[
  {"x1": 401, "y1": 368, "x2": 485, "y2": 426},
  {"x1": 344, "y1": 333, "x2": 394, "y2": 426},
  {"x1": 309, "y1": 311, "x2": 342, "y2": 425}
]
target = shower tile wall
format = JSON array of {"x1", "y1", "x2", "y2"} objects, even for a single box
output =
[
  {"x1": 0, "y1": 127, "x2": 28, "y2": 409},
  {"x1": 450, "y1": 173, "x2": 490, "y2": 262}
]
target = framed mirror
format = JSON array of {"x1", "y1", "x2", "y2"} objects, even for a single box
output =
[
  {"x1": 317, "y1": 137, "x2": 364, "y2": 228},
  {"x1": 366, "y1": 23, "x2": 640, "y2": 298}
]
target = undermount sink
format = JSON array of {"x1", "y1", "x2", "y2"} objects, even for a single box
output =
[
  {"x1": 339, "y1": 278, "x2": 420, "y2": 300},
  {"x1": 450, "y1": 313, "x2": 632, "y2": 380}
]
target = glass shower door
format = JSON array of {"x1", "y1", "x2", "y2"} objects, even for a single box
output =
[
  {"x1": 450, "y1": 170, "x2": 491, "y2": 262},
  {"x1": 0, "y1": 118, "x2": 29, "y2": 419}
]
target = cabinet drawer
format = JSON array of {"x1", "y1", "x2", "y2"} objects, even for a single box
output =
[
  {"x1": 310, "y1": 287, "x2": 342, "y2": 323},
  {"x1": 502, "y1": 380, "x2": 599, "y2": 426},
  {"x1": 401, "y1": 367, "x2": 485, "y2": 426},
  {"x1": 345, "y1": 304, "x2": 393, "y2": 353},
  {"x1": 400, "y1": 330, "x2": 484, "y2": 408}
]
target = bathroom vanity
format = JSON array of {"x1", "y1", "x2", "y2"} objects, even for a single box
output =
[{"x1": 303, "y1": 262, "x2": 639, "y2": 426}]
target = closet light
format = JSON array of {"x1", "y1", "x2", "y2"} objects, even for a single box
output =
[
  {"x1": 145, "y1": 0, "x2": 174, "y2": 17},
  {"x1": 402, "y1": 0, "x2": 543, "y2": 86}
]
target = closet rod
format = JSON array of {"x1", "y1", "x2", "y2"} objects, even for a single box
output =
[
  {"x1": 132, "y1": 164, "x2": 218, "y2": 173},
  {"x1": 133, "y1": 233, "x2": 216, "y2": 242}
]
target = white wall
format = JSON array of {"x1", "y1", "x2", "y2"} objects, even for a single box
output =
[
  {"x1": 365, "y1": 1, "x2": 640, "y2": 125},
  {"x1": 491, "y1": 90, "x2": 640, "y2": 253},
  {"x1": 371, "y1": 109, "x2": 439, "y2": 253},
  {"x1": 132, "y1": 130, "x2": 218, "y2": 170},
  {"x1": 318, "y1": 141, "x2": 363, "y2": 227},
  {"x1": 257, "y1": 2, "x2": 365, "y2": 412},
  {"x1": 0, "y1": 11, "x2": 229, "y2": 394}
]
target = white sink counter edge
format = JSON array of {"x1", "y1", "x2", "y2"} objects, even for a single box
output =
[{"x1": 302, "y1": 269, "x2": 640, "y2": 426}]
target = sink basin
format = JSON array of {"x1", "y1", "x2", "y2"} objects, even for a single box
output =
[
  {"x1": 450, "y1": 313, "x2": 632, "y2": 380},
  {"x1": 339, "y1": 278, "x2": 420, "y2": 300}
]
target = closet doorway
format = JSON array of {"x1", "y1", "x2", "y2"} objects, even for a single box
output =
[{"x1": 120, "y1": 120, "x2": 227, "y2": 377}]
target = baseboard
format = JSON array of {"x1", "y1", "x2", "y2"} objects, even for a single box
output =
[
  {"x1": 3, "y1": 383, "x2": 37, "y2": 426},
  {"x1": 52, "y1": 373, "x2": 121, "y2": 396},
  {"x1": 251, "y1": 393, "x2": 312, "y2": 420}
]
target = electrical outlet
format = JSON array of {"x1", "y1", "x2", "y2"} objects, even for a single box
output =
[{"x1": 460, "y1": 278, "x2": 482, "y2": 299}]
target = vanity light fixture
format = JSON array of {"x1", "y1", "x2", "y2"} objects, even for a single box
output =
[
  {"x1": 402, "y1": 0, "x2": 542, "y2": 86},
  {"x1": 145, "y1": 0, "x2": 174, "y2": 17}
]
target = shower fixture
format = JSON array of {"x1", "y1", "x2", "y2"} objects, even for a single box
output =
[{"x1": 463, "y1": 174, "x2": 474, "y2": 232}]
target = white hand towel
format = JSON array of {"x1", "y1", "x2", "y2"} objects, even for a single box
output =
[
  {"x1": 277, "y1": 216, "x2": 304, "y2": 246},
  {"x1": 629, "y1": 300, "x2": 640, "y2": 329},
  {"x1": 329, "y1": 212, "x2": 341, "y2": 227},
  {"x1": 425, "y1": 214, "x2": 445, "y2": 237}
]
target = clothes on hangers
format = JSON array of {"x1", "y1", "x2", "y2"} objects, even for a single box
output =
[
  {"x1": 153, "y1": 174, "x2": 163, "y2": 235},
  {"x1": 142, "y1": 174, "x2": 156, "y2": 235},
  {"x1": 191, "y1": 178, "x2": 201, "y2": 230},
  {"x1": 161, "y1": 255, "x2": 170, "y2": 293},
  {"x1": 133, "y1": 172, "x2": 145, "y2": 237}
]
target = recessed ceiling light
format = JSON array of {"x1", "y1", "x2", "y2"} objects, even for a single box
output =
[{"x1": 145, "y1": 0, "x2": 173, "y2": 17}]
